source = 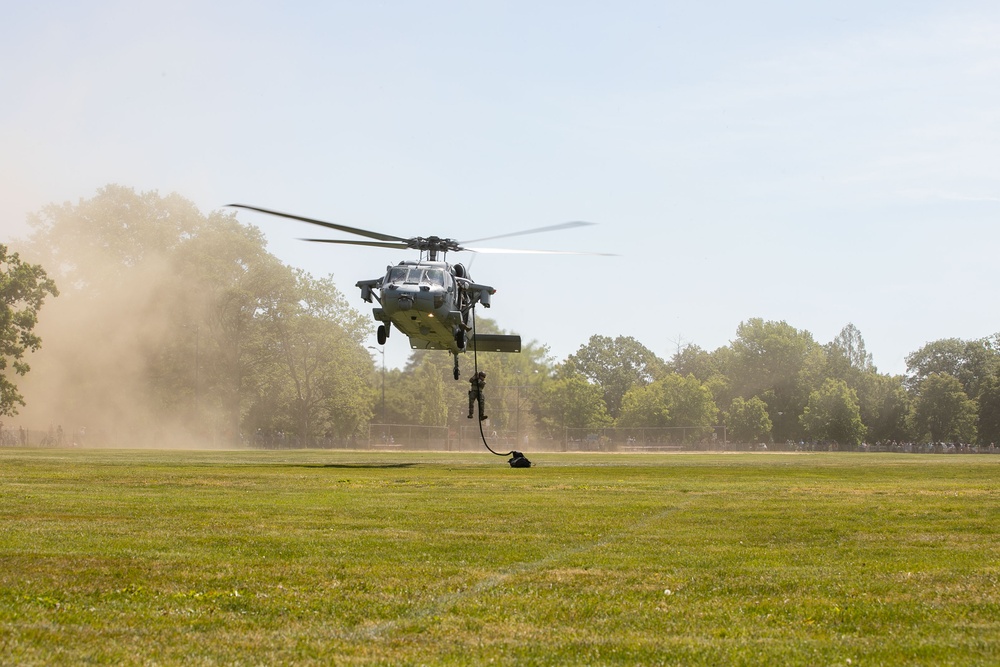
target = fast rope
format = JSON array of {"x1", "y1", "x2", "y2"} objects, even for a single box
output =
[{"x1": 469, "y1": 306, "x2": 531, "y2": 468}]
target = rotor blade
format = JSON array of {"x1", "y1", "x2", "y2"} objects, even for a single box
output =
[
  {"x1": 299, "y1": 238, "x2": 410, "y2": 250},
  {"x1": 460, "y1": 221, "x2": 596, "y2": 245},
  {"x1": 464, "y1": 246, "x2": 618, "y2": 256},
  {"x1": 228, "y1": 204, "x2": 409, "y2": 243}
]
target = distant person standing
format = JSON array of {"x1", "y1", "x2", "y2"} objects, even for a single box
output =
[{"x1": 468, "y1": 371, "x2": 487, "y2": 421}]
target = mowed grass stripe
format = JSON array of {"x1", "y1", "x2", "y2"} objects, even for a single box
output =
[{"x1": 1, "y1": 450, "x2": 998, "y2": 665}]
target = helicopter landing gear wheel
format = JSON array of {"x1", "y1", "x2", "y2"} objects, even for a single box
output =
[
  {"x1": 377, "y1": 324, "x2": 387, "y2": 345},
  {"x1": 453, "y1": 356, "x2": 460, "y2": 381}
]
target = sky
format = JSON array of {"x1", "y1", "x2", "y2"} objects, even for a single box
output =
[{"x1": 2, "y1": 1, "x2": 998, "y2": 375}]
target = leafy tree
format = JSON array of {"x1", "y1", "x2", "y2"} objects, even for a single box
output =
[
  {"x1": 905, "y1": 336, "x2": 1000, "y2": 445},
  {"x1": 668, "y1": 343, "x2": 732, "y2": 411},
  {"x1": 724, "y1": 396, "x2": 772, "y2": 444},
  {"x1": 910, "y1": 373, "x2": 978, "y2": 444},
  {"x1": 859, "y1": 373, "x2": 911, "y2": 443},
  {"x1": 416, "y1": 361, "x2": 450, "y2": 427},
  {"x1": 976, "y1": 376, "x2": 1000, "y2": 446},
  {"x1": 617, "y1": 373, "x2": 718, "y2": 440},
  {"x1": 174, "y1": 215, "x2": 294, "y2": 442},
  {"x1": 0, "y1": 245, "x2": 58, "y2": 415},
  {"x1": 616, "y1": 380, "x2": 670, "y2": 428},
  {"x1": 905, "y1": 337, "x2": 999, "y2": 398},
  {"x1": 655, "y1": 374, "x2": 718, "y2": 436},
  {"x1": 374, "y1": 367, "x2": 417, "y2": 424},
  {"x1": 669, "y1": 344, "x2": 717, "y2": 381},
  {"x1": 564, "y1": 335, "x2": 666, "y2": 418},
  {"x1": 700, "y1": 345, "x2": 735, "y2": 408},
  {"x1": 388, "y1": 350, "x2": 469, "y2": 427},
  {"x1": 826, "y1": 323, "x2": 875, "y2": 376},
  {"x1": 261, "y1": 271, "x2": 373, "y2": 442},
  {"x1": 799, "y1": 378, "x2": 867, "y2": 447},
  {"x1": 534, "y1": 372, "x2": 611, "y2": 435},
  {"x1": 727, "y1": 319, "x2": 825, "y2": 441},
  {"x1": 26, "y1": 185, "x2": 206, "y2": 293}
]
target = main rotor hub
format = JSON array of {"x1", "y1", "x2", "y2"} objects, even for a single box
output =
[{"x1": 410, "y1": 236, "x2": 462, "y2": 260}]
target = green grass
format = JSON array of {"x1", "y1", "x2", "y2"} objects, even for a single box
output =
[{"x1": 1, "y1": 449, "x2": 998, "y2": 665}]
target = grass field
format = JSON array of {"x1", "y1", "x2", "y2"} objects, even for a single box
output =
[{"x1": 1, "y1": 449, "x2": 998, "y2": 665}]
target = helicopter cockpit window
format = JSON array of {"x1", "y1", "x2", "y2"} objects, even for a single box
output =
[
  {"x1": 424, "y1": 269, "x2": 446, "y2": 287},
  {"x1": 389, "y1": 267, "x2": 447, "y2": 286}
]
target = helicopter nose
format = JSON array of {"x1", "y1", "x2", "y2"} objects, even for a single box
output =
[{"x1": 397, "y1": 296, "x2": 413, "y2": 311}]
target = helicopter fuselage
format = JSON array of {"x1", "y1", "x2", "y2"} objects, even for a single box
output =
[{"x1": 358, "y1": 260, "x2": 495, "y2": 355}]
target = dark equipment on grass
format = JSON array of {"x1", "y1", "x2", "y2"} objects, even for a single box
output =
[{"x1": 508, "y1": 451, "x2": 532, "y2": 468}]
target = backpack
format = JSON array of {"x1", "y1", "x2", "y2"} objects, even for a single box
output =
[{"x1": 508, "y1": 451, "x2": 532, "y2": 468}]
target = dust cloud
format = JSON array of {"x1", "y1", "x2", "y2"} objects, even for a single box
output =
[
  {"x1": 12, "y1": 249, "x2": 221, "y2": 448},
  {"x1": 7, "y1": 191, "x2": 240, "y2": 449}
]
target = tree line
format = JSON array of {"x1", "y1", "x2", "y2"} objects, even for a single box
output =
[
  {"x1": 3, "y1": 185, "x2": 998, "y2": 448},
  {"x1": 386, "y1": 321, "x2": 997, "y2": 448}
]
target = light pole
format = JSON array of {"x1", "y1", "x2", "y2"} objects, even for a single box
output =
[{"x1": 368, "y1": 345, "x2": 385, "y2": 424}]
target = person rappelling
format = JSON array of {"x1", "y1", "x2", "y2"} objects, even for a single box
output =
[{"x1": 467, "y1": 371, "x2": 488, "y2": 421}]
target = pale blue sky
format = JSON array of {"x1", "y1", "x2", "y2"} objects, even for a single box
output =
[{"x1": 3, "y1": 1, "x2": 998, "y2": 374}]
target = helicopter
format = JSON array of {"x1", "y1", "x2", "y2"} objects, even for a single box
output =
[{"x1": 228, "y1": 204, "x2": 610, "y2": 380}]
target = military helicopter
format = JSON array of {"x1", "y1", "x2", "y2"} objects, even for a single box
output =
[{"x1": 228, "y1": 204, "x2": 609, "y2": 380}]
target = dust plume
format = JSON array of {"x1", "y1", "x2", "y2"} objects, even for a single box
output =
[
  {"x1": 10, "y1": 187, "x2": 247, "y2": 448},
  {"x1": 15, "y1": 255, "x2": 213, "y2": 447}
]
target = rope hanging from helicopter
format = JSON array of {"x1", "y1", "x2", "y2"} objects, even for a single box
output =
[
  {"x1": 469, "y1": 306, "x2": 531, "y2": 467},
  {"x1": 470, "y1": 306, "x2": 509, "y2": 457}
]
